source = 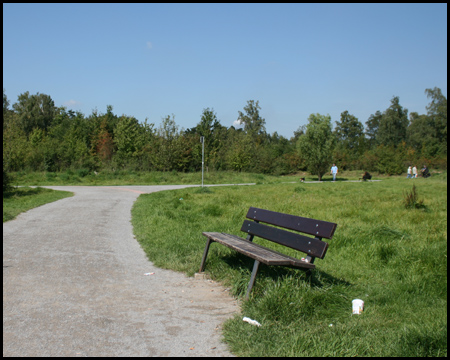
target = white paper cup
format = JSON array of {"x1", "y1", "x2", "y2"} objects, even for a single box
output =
[{"x1": 352, "y1": 299, "x2": 364, "y2": 314}]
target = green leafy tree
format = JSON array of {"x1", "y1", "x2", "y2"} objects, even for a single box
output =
[
  {"x1": 104, "y1": 105, "x2": 120, "y2": 134},
  {"x1": 374, "y1": 143, "x2": 406, "y2": 175},
  {"x1": 151, "y1": 114, "x2": 183, "y2": 171},
  {"x1": 297, "y1": 113, "x2": 335, "y2": 181},
  {"x1": 334, "y1": 111, "x2": 365, "y2": 151},
  {"x1": 187, "y1": 108, "x2": 225, "y2": 170},
  {"x1": 425, "y1": 87, "x2": 447, "y2": 155},
  {"x1": 65, "y1": 111, "x2": 95, "y2": 169},
  {"x1": 334, "y1": 111, "x2": 365, "y2": 169},
  {"x1": 407, "y1": 112, "x2": 436, "y2": 157},
  {"x1": 87, "y1": 106, "x2": 118, "y2": 149},
  {"x1": 133, "y1": 119, "x2": 156, "y2": 171},
  {"x1": 3, "y1": 111, "x2": 29, "y2": 171},
  {"x1": 172, "y1": 133, "x2": 199, "y2": 172},
  {"x1": 3, "y1": 88, "x2": 9, "y2": 116},
  {"x1": 44, "y1": 107, "x2": 77, "y2": 169},
  {"x1": 3, "y1": 162, "x2": 13, "y2": 194},
  {"x1": 226, "y1": 131, "x2": 253, "y2": 172},
  {"x1": 377, "y1": 96, "x2": 409, "y2": 147},
  {"x1": 12, "y1": 91, "x2": 56, "y2": 136},
  {"x1": 234, "y1": 100, "x2": 267, "y2": 171},
  {"x1": 291, "y1": 125, "x2": 306, "y2": 142},
  {"x1": 237, "y1": 100, "x2": 266, "y2": 140},
  {"x1": 197, "y1": 108, "x2": 220, "y2": 137},
  {"x1": 207, "y1": 125, "x2": 229, "y2": 171},
  {"x1": 95, "y1": 119, "x2": 115, "y2": 163},
  {"x1": 113, "y1": 116, "x2": 145, "y2": 166},
  {"x1": 3, "y1": 88, "x2": 12, "y2": 131},
  {"x1": 365, "y1": 110, "x2": 382, "y2": 149},
  {"x1": 254, "y1": 132, "x2": 299, "y2": 175},
  {"x1": 42, "y1": 136, "x2": 61, "y2": 172}
]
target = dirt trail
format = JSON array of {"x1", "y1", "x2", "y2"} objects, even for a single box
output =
[{"x1": 3, "y1": 185, "x2": 240, "y2": 357}]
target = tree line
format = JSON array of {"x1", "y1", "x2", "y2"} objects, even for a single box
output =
[{"x1": 3, "y1": 87, "x2": 447, "y2": 179}]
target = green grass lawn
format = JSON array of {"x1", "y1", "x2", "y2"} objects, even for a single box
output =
[
  {"x1": 5, "y1": 169, "x2": 447, "y2": 356},
  {"x1": 3, "y1": 187, "x2": 73, "y2": 222},
  {"x1": 9, "y1": 168, "x2": 399, "y2": 187},
  {"x1": 131, "y1": 173, "x2": 447, "y2": 357}
]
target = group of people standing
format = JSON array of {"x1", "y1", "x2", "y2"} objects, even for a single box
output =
[
  {"x1": 407, "y1": 166, "x2": 418, "y2": 178},
  {"x1": 328, "y1": 163, "x2": 430, "y2": 182},
  {"x1": 407, "y1": 165, "x2": 430, "y2": 178},
  {"x1": 330, "y1": 163, "x2": 371, "y2": 182},
  {"x1": 309, "y1": 163, "x2": 431, "y2": 182}
]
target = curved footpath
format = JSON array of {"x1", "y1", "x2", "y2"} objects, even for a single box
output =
[{"x1": 3, "y1": 185, "x2": 243, "y2": 357}]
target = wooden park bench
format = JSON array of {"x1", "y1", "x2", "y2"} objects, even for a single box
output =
[{"x1": 200, "y1": 207, "x2": 337, "y2": 300}]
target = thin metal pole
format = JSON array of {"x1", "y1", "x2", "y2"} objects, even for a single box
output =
[{"x1": 201, "y1": 136, "x2": 204, "y2": 187}]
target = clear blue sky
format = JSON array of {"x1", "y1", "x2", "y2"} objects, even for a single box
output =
[{"x1": 3, "y1": 3, "x2": 447, "y2": 138}]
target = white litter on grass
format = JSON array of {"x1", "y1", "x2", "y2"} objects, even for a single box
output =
[{"x1": 243, "y1": 317, "x2": 261, "y2": 327}]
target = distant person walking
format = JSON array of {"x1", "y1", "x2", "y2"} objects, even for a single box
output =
[
  {"x1": 412, "y1": 165, "x2": 418, "y2": 178},
  {"x1": 407, "y1": 166, "x2": 412, "y2": 179},
  {"x1": 330, "y1": 163, "x2": 338, "y2": 182}
]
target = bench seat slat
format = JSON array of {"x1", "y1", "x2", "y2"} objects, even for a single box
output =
[
  {"x1": 240, "y1": 220, "x2": 329, "y2": 259},
  {"x1": 202, "y1": 232, "x2": 315, "y2": 269},
  {"x1": 246, "y1": 207, "x2": 337, "y2": 239}
]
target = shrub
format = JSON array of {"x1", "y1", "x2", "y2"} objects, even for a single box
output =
[
  {"x1": 76, "y1": 168, "x2": 90, "y2": 178},
  {"x1": 3, "y1": 165, "x2": 14, "y2": 194},
  {"x1": 375, "y1": 145, "x2": 404, "y2": 175},
  {"x1": 404, "y1": 184, "x2": 426, "y2": 210}
]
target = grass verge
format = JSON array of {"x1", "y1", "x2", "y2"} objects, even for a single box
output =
[
  {"x1": 9, "y1": 170, "x2": 282, "y2": 186},
  {"x1": 3, "y1": 187, "x2": 74, "y2": 222},
  {"x1": 131, "y1": 174, "x2": 447, "y2": 357},
  {"x1": 8, "y1": 168, "x2": 411, "y2": 186}
]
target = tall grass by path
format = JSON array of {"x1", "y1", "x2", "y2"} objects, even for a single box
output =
[
  {"x1": 131, "y1": 174, "x2": 447, "y2": 357},
  {"x1": 9, "y1": 168, "x2": 411, "y2": 187},
  {"x1": 9, "y1": 169, "x2": 281, "y2": 186},
  {"x1": 3, "y1": 187, "x2": 74, "y2": 222}
]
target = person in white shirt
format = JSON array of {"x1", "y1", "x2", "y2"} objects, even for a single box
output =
[
  {"x1": 330, "y1": 164, "x2": 338, "y2": 182},
  {"x1": 407, "y1": 166, "x2": 412, "y2": 179}
]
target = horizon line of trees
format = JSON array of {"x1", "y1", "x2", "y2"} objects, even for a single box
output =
[{"x1": 3, "y1": 87, "x2": 447, "y2": 179}]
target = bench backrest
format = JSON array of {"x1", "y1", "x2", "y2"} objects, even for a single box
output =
[{"x1": 240, "y1": 207, "x2": 337, "y2": 259}]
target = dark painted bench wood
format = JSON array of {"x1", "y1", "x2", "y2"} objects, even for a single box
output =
[{"x1": 200, "y1": 207, "x2": 337, "y2": 300}]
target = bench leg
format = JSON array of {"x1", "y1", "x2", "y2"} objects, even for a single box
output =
[
  {"x1": 245, "y1": 260, "x2": 260, "y2": 300},
  {"x1": 199, "y1": 238, "x2": 213, "y2": 272}
]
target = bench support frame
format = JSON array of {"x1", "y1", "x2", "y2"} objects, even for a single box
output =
[
  {"x1": 246, "y1": 260, "x2": 260, "y2": 300},
  {"x1": 199, "y1": 207, "x2": 337, "y2": 300},
  {"x1": 199, "y1": 239, "x2": 260, "y2": 300},
  {"x1": 200, "y1": 238, "x2": 212, "y2": 273}
]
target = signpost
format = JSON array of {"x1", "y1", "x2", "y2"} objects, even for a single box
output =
[{"x1": 200, "y1": 136, "x2": 204, "y2": 187}]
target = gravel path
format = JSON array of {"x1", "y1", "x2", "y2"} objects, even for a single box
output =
[{"x1": 3, "y1": 185, "x2": 241, "y2": 357}]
